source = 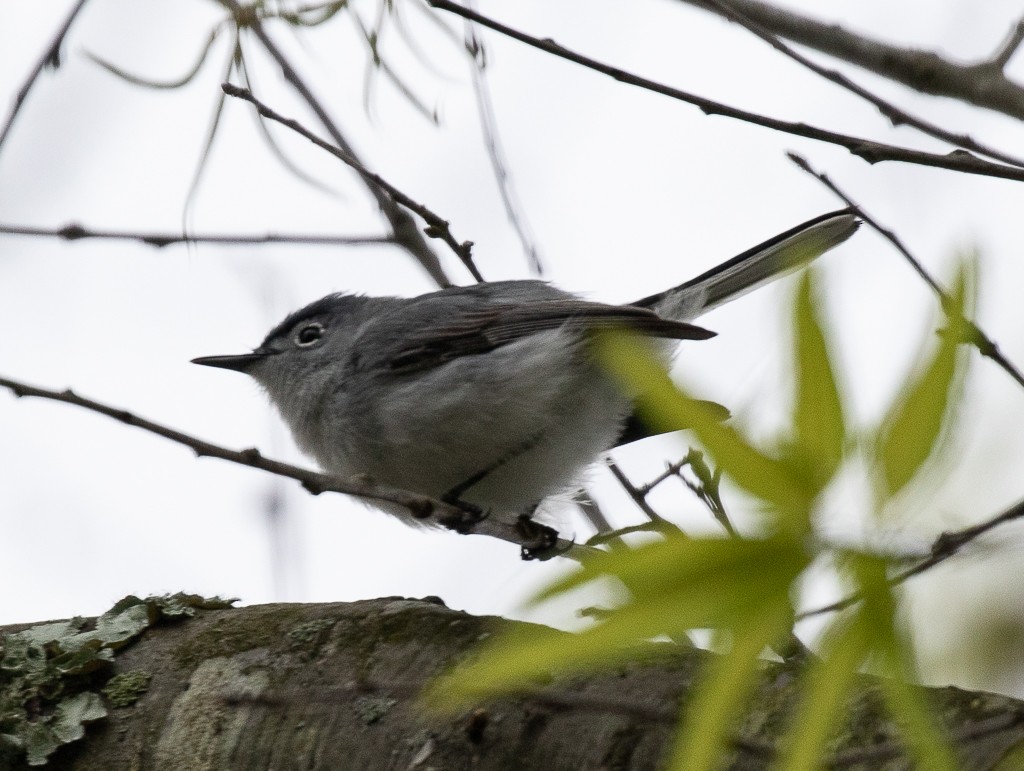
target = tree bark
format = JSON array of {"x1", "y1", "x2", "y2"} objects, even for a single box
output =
[{"x1": 5, "y1": 597, "x2": 1024, "y2": 770}]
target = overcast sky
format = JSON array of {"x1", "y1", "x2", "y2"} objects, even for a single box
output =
[{"x1": 4, "y1": 0, "x2": 1024, "y2": 696}]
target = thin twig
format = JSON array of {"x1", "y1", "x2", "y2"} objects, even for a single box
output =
[
  {"x1": 633, "y1": 451, "x2": 736, "y2": 537},
  {"x1": 0, "y1": 373, "x2": 595, "y2": 560},
  {"x1": 789, "y1": 152, "x2": 1024, "y2": 392},
  {"x1": 574, "y1": 491, "x2": 618, "y2": 541},
  {"x1": 222, "y1": 83, "x2": 485, "y2": 283},
  {"x1": 606, "y1": 458, "x2": 672, "y2": 526},
  {"x1": 636, "y1": 456, "x2": 692, "y2": 498},
  {"x1": 673, "y1": 0, "x2": 1024, "y2": 121},
  {"x1": 798, "y1": 496, "x2": 1024, "y2": 619},
  {"x1": 0, "y1": 0, "x2": 90, "y2": 151},
  {"x1": 0, "y1": 222, "x2": 394, "y2": 248},
  {"x1": 706, "y1": 0, "x2": 1024, "y2": 169},
  {"x1": 428, "y1": 1, "x2": 1024, "y2": 184},
  {"x1": 585, "y1": 520, "x2": 667, "y2": 547},
  {"x1": 217, "y1": 0, "x2": 454, "y2": 287},
  {"x1": 991, "y1": 18, "x2": 1024, "y2": 70},
  {"x1": 464, "y1": 4, "x2": 544, "y2": 274}
]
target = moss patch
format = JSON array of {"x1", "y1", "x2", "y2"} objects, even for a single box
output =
[{"x1": 102, "y1": 671, "x2": 152, "y2": 708}]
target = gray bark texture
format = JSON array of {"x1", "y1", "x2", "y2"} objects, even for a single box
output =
[{"x1": 4, "y1": 597, "x2": 1024, "y2": 770}]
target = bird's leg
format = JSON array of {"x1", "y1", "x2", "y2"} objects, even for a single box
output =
[
  {"x1": 441, "y1": 430, "x2": 547, "y2": 530},
  {"x1": 440, "y1": 473, "x2": 490, "y2": 534}
]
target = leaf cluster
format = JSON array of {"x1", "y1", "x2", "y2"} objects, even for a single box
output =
[{"x1": 429, "y1": 261, "x2": 975, "y2": 770}]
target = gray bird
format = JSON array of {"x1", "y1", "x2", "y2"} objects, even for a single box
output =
[{"x1": 194, "y1": 210, "x2": 858, "y2": 551}]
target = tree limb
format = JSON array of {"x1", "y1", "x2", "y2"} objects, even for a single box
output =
[
  {"x1": 0, "y1": 374, "x2": 591, "y2": 559},
  {"x1": 218, "y1": 0, "x2": 455, "y2": 286},
  {"x1": 0, "y1": 222, "x2": 394, "y2": 248},
  {"x1": 428, "y1": 1, "x2": 1024, "y2": 184},
  {"x1": 222, "y1": 84, "x2": 485, "y2": 282},
  {"x1": 11, "y1": 598, "x2": 1024, "y2": 769},
  {"x1": 674, "y1": 0, "x2": 1024, "y2": 120}
]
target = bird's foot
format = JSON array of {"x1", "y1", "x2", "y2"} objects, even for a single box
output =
[{"x1": 516, "y1": 510, "x2": 566, "y2": 561}]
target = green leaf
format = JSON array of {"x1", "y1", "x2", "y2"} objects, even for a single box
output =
[
  {"x1": 592, "y1": 331, "x2": 815, "y2": 525},
  {"x1": 791, "y1": 270, "x2": 845, "y2": 491},
  {"x1": 853, "y1": 557, "x2": 957, "y2": 771},
  {"x1": 775, "y1": 613, "x2": 869, "y2": 770},
  {"x1": 668, "y1": 600, "x2": 793, "y2": 771},
  {"x1": 879, "y1": 670, "x2": 957, "y2": 771},
  {"x1": 533, "y1": 533, "x2": 801, "y2": 610},
  {"x1": 875, "y1": 262, "x2": 973, "y2": 499},
  {"x1": 427, "y1": 534, "x2": 807, "y2": 713}
]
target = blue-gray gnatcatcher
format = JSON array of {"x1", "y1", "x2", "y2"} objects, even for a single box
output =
[{"x1": 193, "y1": 210, "x2": 858, "y2": 551}]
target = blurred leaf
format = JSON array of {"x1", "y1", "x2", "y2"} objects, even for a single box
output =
[
  {"x1": 669, "y1": 600, "x2": 793, "y2": 771},
  {"x1": 854, "y1": 557, "x2": 957, "y2": 771},
  {"x1": 592, "y1": 331, "x2": 815, "y2": 527},
  {"x1": 775, "y1": 614, "x2": 867, "y2": 770},
  {"x1": 875, "y1": 261, "x2": 973, "y2": 499},
  {"x1": 533, "y1": 533, "x2": 802, "y2": 609},
  {"x1": 776, "y1": 555, "x2": 955, "y2": 770},
  {"x1": 879, "y1": 673, "x2": 957, "y2": 771},
  {"x1": 790, "y1": 270, "x2": 845, "y2": 491},
  {"x1": 428, "y1": 533, "x2": 807, "y2": 712}
]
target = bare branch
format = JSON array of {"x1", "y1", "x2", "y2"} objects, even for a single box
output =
[
  {"x1": 585, "y1": 520, "x2": 666, "y2": 547},
  {"x1": 222, "y1": 83, "x2": 485, "y2": 282},
  {"x1": 789, "y1": 152, "x2": 1024, "y2": 392},
  {"x1": 464, "y1": 6, "x2": 545, "y2": 274},
  {"x1": 0, "y1": 373, "x2": 594, "y2": 559},
  {"x1": 674, "y1": 0, "x2": 1024, "y2": 120},
  {"x1": 990, "y1": 18, "x2": 1024, "y2": 70},
  {"x1": 704, "y1": 0, "x2": 1024, "y2": 169},
  {"x1": 798, "y1": 496, "x2": 1024, "y2": 620},
  {"x1": 573, "y1": 491, "x2": 618, "y2": 541},
  {"x1": 606, "y1": 458, "x2": 673, "y2": 527},
  {"x1": 0, "y1": 222, "x2": 394, "y2": 248},
  {"x1": 218, "y1": 0, "x2": 454, "y2": 287},
  {"x1": 0, "y1": 0, "x2": 90, "y2": 151},
  {"x1": 428, "y1": 2, "x2": 1024, "y2": 184}
]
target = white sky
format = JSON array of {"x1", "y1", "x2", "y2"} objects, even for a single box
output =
[{"x1": 3, "y1": 0, "x2": 1024, "y2": 695}]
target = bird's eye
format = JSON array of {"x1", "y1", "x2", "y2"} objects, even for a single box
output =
[{"x1": 295, "y1": 322, "x2": 324, "y2": 347}]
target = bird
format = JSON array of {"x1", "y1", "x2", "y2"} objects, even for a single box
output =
[{"x1": 193, "y1": 210, "x2": 858, "y2": 554}]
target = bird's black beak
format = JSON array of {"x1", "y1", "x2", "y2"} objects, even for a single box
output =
[{"x1": 191, "y1": 352, "x2": 268, "y2": 373}]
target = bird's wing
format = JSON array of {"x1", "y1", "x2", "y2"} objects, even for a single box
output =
[{"x1": 388, "y1": 299, "x2": 714, "y2": 373}]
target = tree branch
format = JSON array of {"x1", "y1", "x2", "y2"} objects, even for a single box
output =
[
  {"x1": 788, "y1": 152, "x2": 1024, "y2": 392},
  {"x1": 218, "y1": 0, "x2": 455, "y2": 286},
  {"x1": 703, "y1": 0, "x2": 1024, "y2": 169},
  {"x1": 674, "y1": 0, "x2": 1024, "y2": 120},
  {"x1": 0, "y1": 222, "x2": 394, "y2": 248},
  {"x1": 222, "y1": 83, "x2": 485, "y2": 283},
  {"x1": 427, "y1": 2, "x2": 1024, "y2": 184},
  {"x1": 464, "y1": 6, "x2": 545, "y2": 275},
  {"x1": 10, "y1": 598, "x2": 1023, "y2": 769},
  {"x1": 798, "y1": 496, "x2": 1024, "y2": 620},
  {"x1": 0, "y1": 0, "x2": 90, "y2": 151},
  {"x1": 0, "y1": 374, "x2": 592, "y2": 559}
]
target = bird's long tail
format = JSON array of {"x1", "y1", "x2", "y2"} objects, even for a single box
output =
[{"x1": 633, "y1": 209, "x2": 860, "y2": 320}]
